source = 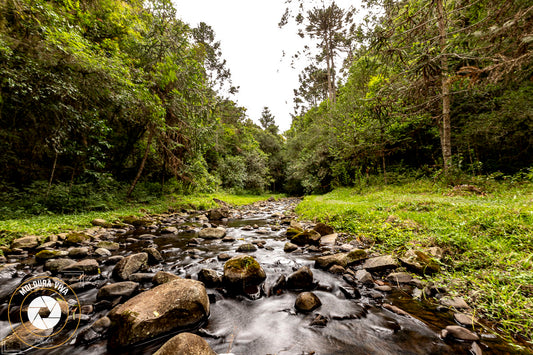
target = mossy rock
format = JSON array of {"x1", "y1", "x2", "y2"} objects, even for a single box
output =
[
  {"x1": 97, "y1": 241, "x2": 120, "y2": 251},
  {"x1": 120, "y1": 216, "x2": 153, "y2": 227},
  {"x1": 35, "y1": 250, "x2": 66, "y2": 263},
  {"x1": 65, "y1": 233, "x2": 89, "y2": 246},
  {"x1": 346, "y1": 249, "x2": 368, "y2": 264},
  {"x1": 290, "y1": 230, "x2": 321, "y2": 246},
  {"x1": 285, "y1": 228, "x2": 302, "y2": 237},
  {"x1": 223, "y1": 255, "x2": 266, "y2": 291}
]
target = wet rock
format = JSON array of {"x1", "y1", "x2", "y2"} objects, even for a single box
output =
[
  {"x1": 383, "y1": 304, "x2": 411, "y2": 317},
  {"x1": 328, "y1": 265, "x2": 345, "y2": 274},
  {"x1": 454, "y1": 312, "x2": 478, "y2": 327},
  {"x1": 35, "y1": 249, "x2": 67, "y2": 263},
  {"x1": 198, "y1": 227, "x2": 226, "y2": 239},
  {"x1": 307, "y1": 245, "x2": 321, "y2": 253},
  {"x1": 386, "y1": 272, "x2": 413, "y2": 284},
  {"x1": 399, "y1": 249, "x2": 440, "y2": 275},
  {"x1": 237, "y1": 243, "x2": 257, "y2": 252},
  {"x1": 442, "y1": 325, "x2": 479, "y2": 341},
  {"x1": 97, "y1": 281, "x2": 140, "y2": 301},
  {"x1": 375, "y1": 285, "x2": 393, "y2": 292},
  {"x1": 440, "y1": 296, "x2": 470, "y2": 310},
  {"x1": 313, "y1": 222, "x2": 334, "y2": 236},
  {"x1": 142, "y1": 247, "x2": 163, "y2": 265},
  {"x1": 112, "y1": 252, "x2": 148, "y2": 281},
  {"x1": 285, "y1": 227, "x2": 303, "y2": 237},
  {"x1": 0, "y1": 322, "x2": 53, "y2": 350},
  {"x1": 44, "y1": 258, "x2": 76, "y2": 273},
  {"x1": 284, "y1": 242, "x2": 298, "y2": 253},
  {"x1": 37, "y1": 241, "x2": 56, "y2": 250},
  {"x1": 105, "y1": 255, "x2": 124, "y2": 265},
  {"x1": 290, "y1": 230, "x2": 321, "y2": 246},
  {"x1": 62, "y1": 259, "x2": 100, "y2": 274},
  {"x1": 65, "y1": 232, "x2": 90, "y2": 246},
  {"x1": 362, "y1": 255, "x2": 398, "y2": 272},
  {"x1": 310, "y1": 314, "x2": 328, "y2": 327},
  {"x1": 107, "y1": 279, "x2": 209, "y2": 349},
  {"x1": 76, "y1": 316, "x2": 111, "y2": 345},
  {"x1": 129, "y1": 273, "x2": 156, "y2": 283},
  {"x1": 223, "y1": 255, "x2": 266, "y2": 291},
  {"x1": 68, "y1": 247, "x2": 90, "y2": 258},
  {"x1": 290, "y1": 220, "x2": 304, "y2": 231},
  {"x1": 287, "y1": 266, "x2": 314, "y2": 290},
  {"x1": 120, "y1": 216, "x2": 153, "y2": 227},
  {"x1": 270, "y1": 275, "x2": 287, "y2": 295},
  {"x1": 295, "y1": 292, "x2": 322, "y2": 312},
  {"x1": 217, "y1": 253, "x2": 231, "y2": 261},
  {"x1": 153, "y1": 271, "x2": 181, "y2": 285},
  {"x1": 346, "y1": 249, "x2": 368, "y2": 264},
  {"x1": 96, "y1": 241, "x2": 120, "y2": 251},
  {"x1": 91, "y1": 219, "x2": 112, "y2": 228},
  {"x1": 198, "y1": 269, "x2": 222, "y2": 288},
  {"x1": 471, "y1": 342, "x2": 483, "y2": 355},
  {"x1": 314, "y1": 253, "x2": 348, "y2": 269},
  {"x1": 221, "y1": 235, "x2": 235, "y2": 242},
  {"x1": 339, "y1": 286, "x2": 361, "y2": 299},
  {"x1": 208, "y1": 208, "x2": 229, "y2": 221},
  {"x1": 154, "y1": 332, "x2": 216, "y2": 355},
  {"x1": 320, "y1": 233, "x2": 337, "y2": 246},
  {"x1": 95, "y1": 247, "x2": 112, "y2": 257},
  {"x1": 10, "y1": 236, "x2": 40, "y2": 249}
]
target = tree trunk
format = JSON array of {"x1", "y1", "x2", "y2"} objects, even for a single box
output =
[
  {"x1": 127, "y1": 128, "x2": 154, "y2": 198},
  {"x1": 436, "y1": 0, "x2": 452, "y2": 172},
  {"x1": 46, "y1": 152, "x2": 58, "y2": 198}
]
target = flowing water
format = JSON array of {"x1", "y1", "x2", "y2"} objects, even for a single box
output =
[{"x1": 0, "y1": 200, "x2": 527, "y2": 354}]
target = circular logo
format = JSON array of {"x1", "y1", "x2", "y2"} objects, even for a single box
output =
[
  {"x1": 27, "y1": 296, "x2": 62, "y2": 330},
  {"x1": 7, "y1": 276, "x2": 82, "y2": 350}
]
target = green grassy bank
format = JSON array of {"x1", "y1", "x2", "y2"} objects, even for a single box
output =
[
  {"x1": 0, "y1": 192, "x2": 283, "y2": 245},
  {"x1": 297, "y1": 180, "x2": 533, "y2": 345}
]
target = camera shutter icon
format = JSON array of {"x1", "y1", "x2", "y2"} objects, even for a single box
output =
[{"x1": 27, "y1": 296, "x2": 62, "y2": 330}]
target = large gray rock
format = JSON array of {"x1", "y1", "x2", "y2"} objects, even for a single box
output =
[
  {"x1": 112, "y1": 253, "x2": 148, "y2": 281},
  {"x1": 107, "y1": 279, "x2": 209, "y2": 349},
  {"x1": 362, "y1": 255, "x2": 398, "y2": 272},
  {"x1": 96, "y1": 241, "x2": 120, "y2": 251},
  {"x1": 10, "y1": 236, "x2": 39, "y2": 249},
  {"x1": 223, "y1": 255, "x2": 266, "y2": 291},
  {"x1": 0, "y1": 322, "x2": 53, "y2": 350},
  {"x1": 44, "y1": 258, "x2": 76, "y2": 273},
  {"x1": 198, "y1": 227, "x2": 226, "y2": 239},
  {"x1": 313, "y1": 222, "x2": 334, "y2": 236},
  {"x1": 35, "y1": 250, "x2": 67, "y2": 263},
  {"x1": 197, "y1": 269, "x2": 221, "y2": 288},
  {"x1": 154, "y1": 332, "x2": 216, "y2": 355},
  {"x1": 290, "y1": 230, "x2": 321, "y2": 246},
  {"x1": 207, "y1": 208, "x2": 229, "y2": 220},
  {"x1": 97, "y1": 281, "x2": 140, "y2": 301},
  {"x1": 320, "y1": 233, "x2": 337, "y2": 246}
]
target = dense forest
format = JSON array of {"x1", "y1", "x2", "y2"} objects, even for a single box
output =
[{"x1": 1, "y1": 0, "x2": 532, "y2": 213}]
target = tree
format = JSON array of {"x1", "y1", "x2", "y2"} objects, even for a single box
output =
[{"x1": 259, "y1": 107, "x2": 278, "y2": 134}]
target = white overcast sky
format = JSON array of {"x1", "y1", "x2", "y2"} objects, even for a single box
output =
[{"x1": 172, "y1": 0, "x2": 361, "y2": 132}]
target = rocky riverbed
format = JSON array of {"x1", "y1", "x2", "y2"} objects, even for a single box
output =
[{"x1": 0, "y1": 198, "x2": 525, "y2": 354}]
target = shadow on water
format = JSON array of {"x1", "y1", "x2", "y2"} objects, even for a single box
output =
[{"x1": 0, "y1": 201, "x2": 530, "y2": 355}]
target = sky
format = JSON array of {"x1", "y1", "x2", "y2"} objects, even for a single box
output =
[{"x1": 172, "y1": 0, "x2": 359, "y2": 132}]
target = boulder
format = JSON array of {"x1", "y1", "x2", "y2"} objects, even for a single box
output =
[
  {"x1": 355, "y1": 269, "x2": 373, "y2": 284},
  {"x1": 154, "y1": 332, "x2": 216, "y2": 355},
  {"x1": 0, "y1": 322, "x2": 53, "y2": 350},
  {"x1": 107, "y1": 279, "x2": 209, "y2": 349},
  {"x1": 91, "y1": 219, "x2": 112, "y2": 228},
  {"x1": 207, "y1": 208, "x2": 229, "y2": 220},
  {"x1": 362, "y1": 255, "x2": 398, "y2": 272},
  {"x1": 112, "y1": 253, "x2": 148, "y2": 281},
  {"x1": 10, "y1": 236, "x2": 39, "y2": 249},
  {"x1": 61, "y1": 259, "x2": 100, "y2": 274},
  {"x1": 320, "y1": 233, "x2": 337, "y2": 246},
  {"x1": 96, "y1": 241, "x2": 120, "y2": 251},
  {"x1": 95, "y1": 248, "x2": 112, "y2": 257},
  {"x1": 313, "y1": 222, "x2": 334, "y2": 236},
  {"x1": 223, "y1": 255, "x2": 266, "y2": 291},
  {"x1": 153, "y1": 271, "x2": 181, "y2": 285},
  {"x1": 68, "y1": 247, "x2": 90, "y2": 258},
  {"x1": 64, "y1": 232, "x2": 90, "y2": 246},
  {"x1": 197, "y1": 269, "x2": 221, "y2": 288},
  {"x1": 236, "y1": 243, "x2": 257, "y2": 253},
  {"x1": 44, "y1": 258, "x2": 76, "y2": 273},
  {"x1": 440, "y1": 296, "x2": 470, "y2": 310},
  {"x1": 287, "y1": 266, "x2": 314, "y2": 290},
  {"x1": 290, "y1": 230, "x2": 321, "y2": 246},
  {"x1": 97, "y1": 281, "x2": 140, "y2": 301},
  {"x1": 386, "y1": 272, "x2": 413, "y2": 284},
  {"x1": 295, "y1": 292, "x2": 322, "y2": 312},
  {"x1": 283, "y1": 242, "x2": 298, "y2": 253},
  {"x1": 198, "y1": 227, "x2": 226, "y2": 239},
  {"x1": 35, "y1": 250, "x2": 67, "y2": 263},
  {"x1": 142, "y1": 247, "x2": 163, "y2": 265},
  {"x1": 346, "y1": 249, "x2": 368, "y2": 264},
  {"x1": 314, "y1": 253, "x2": 348, "y2": 269},
  {"x1": 76, "y1": 316, "x2": 111, "y2": 345}
]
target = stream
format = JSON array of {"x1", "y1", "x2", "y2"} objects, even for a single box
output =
[{"x1": 0, "y1": 199, "x2": 526, "y2": 354}]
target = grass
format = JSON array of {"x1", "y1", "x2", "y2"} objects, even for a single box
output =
[
  {"x1": 296, "y1": 179, "x2": 533, "y2": 346},
  {"x1": 0, "y1": 192, "x2": 284, "y2": 246}
]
